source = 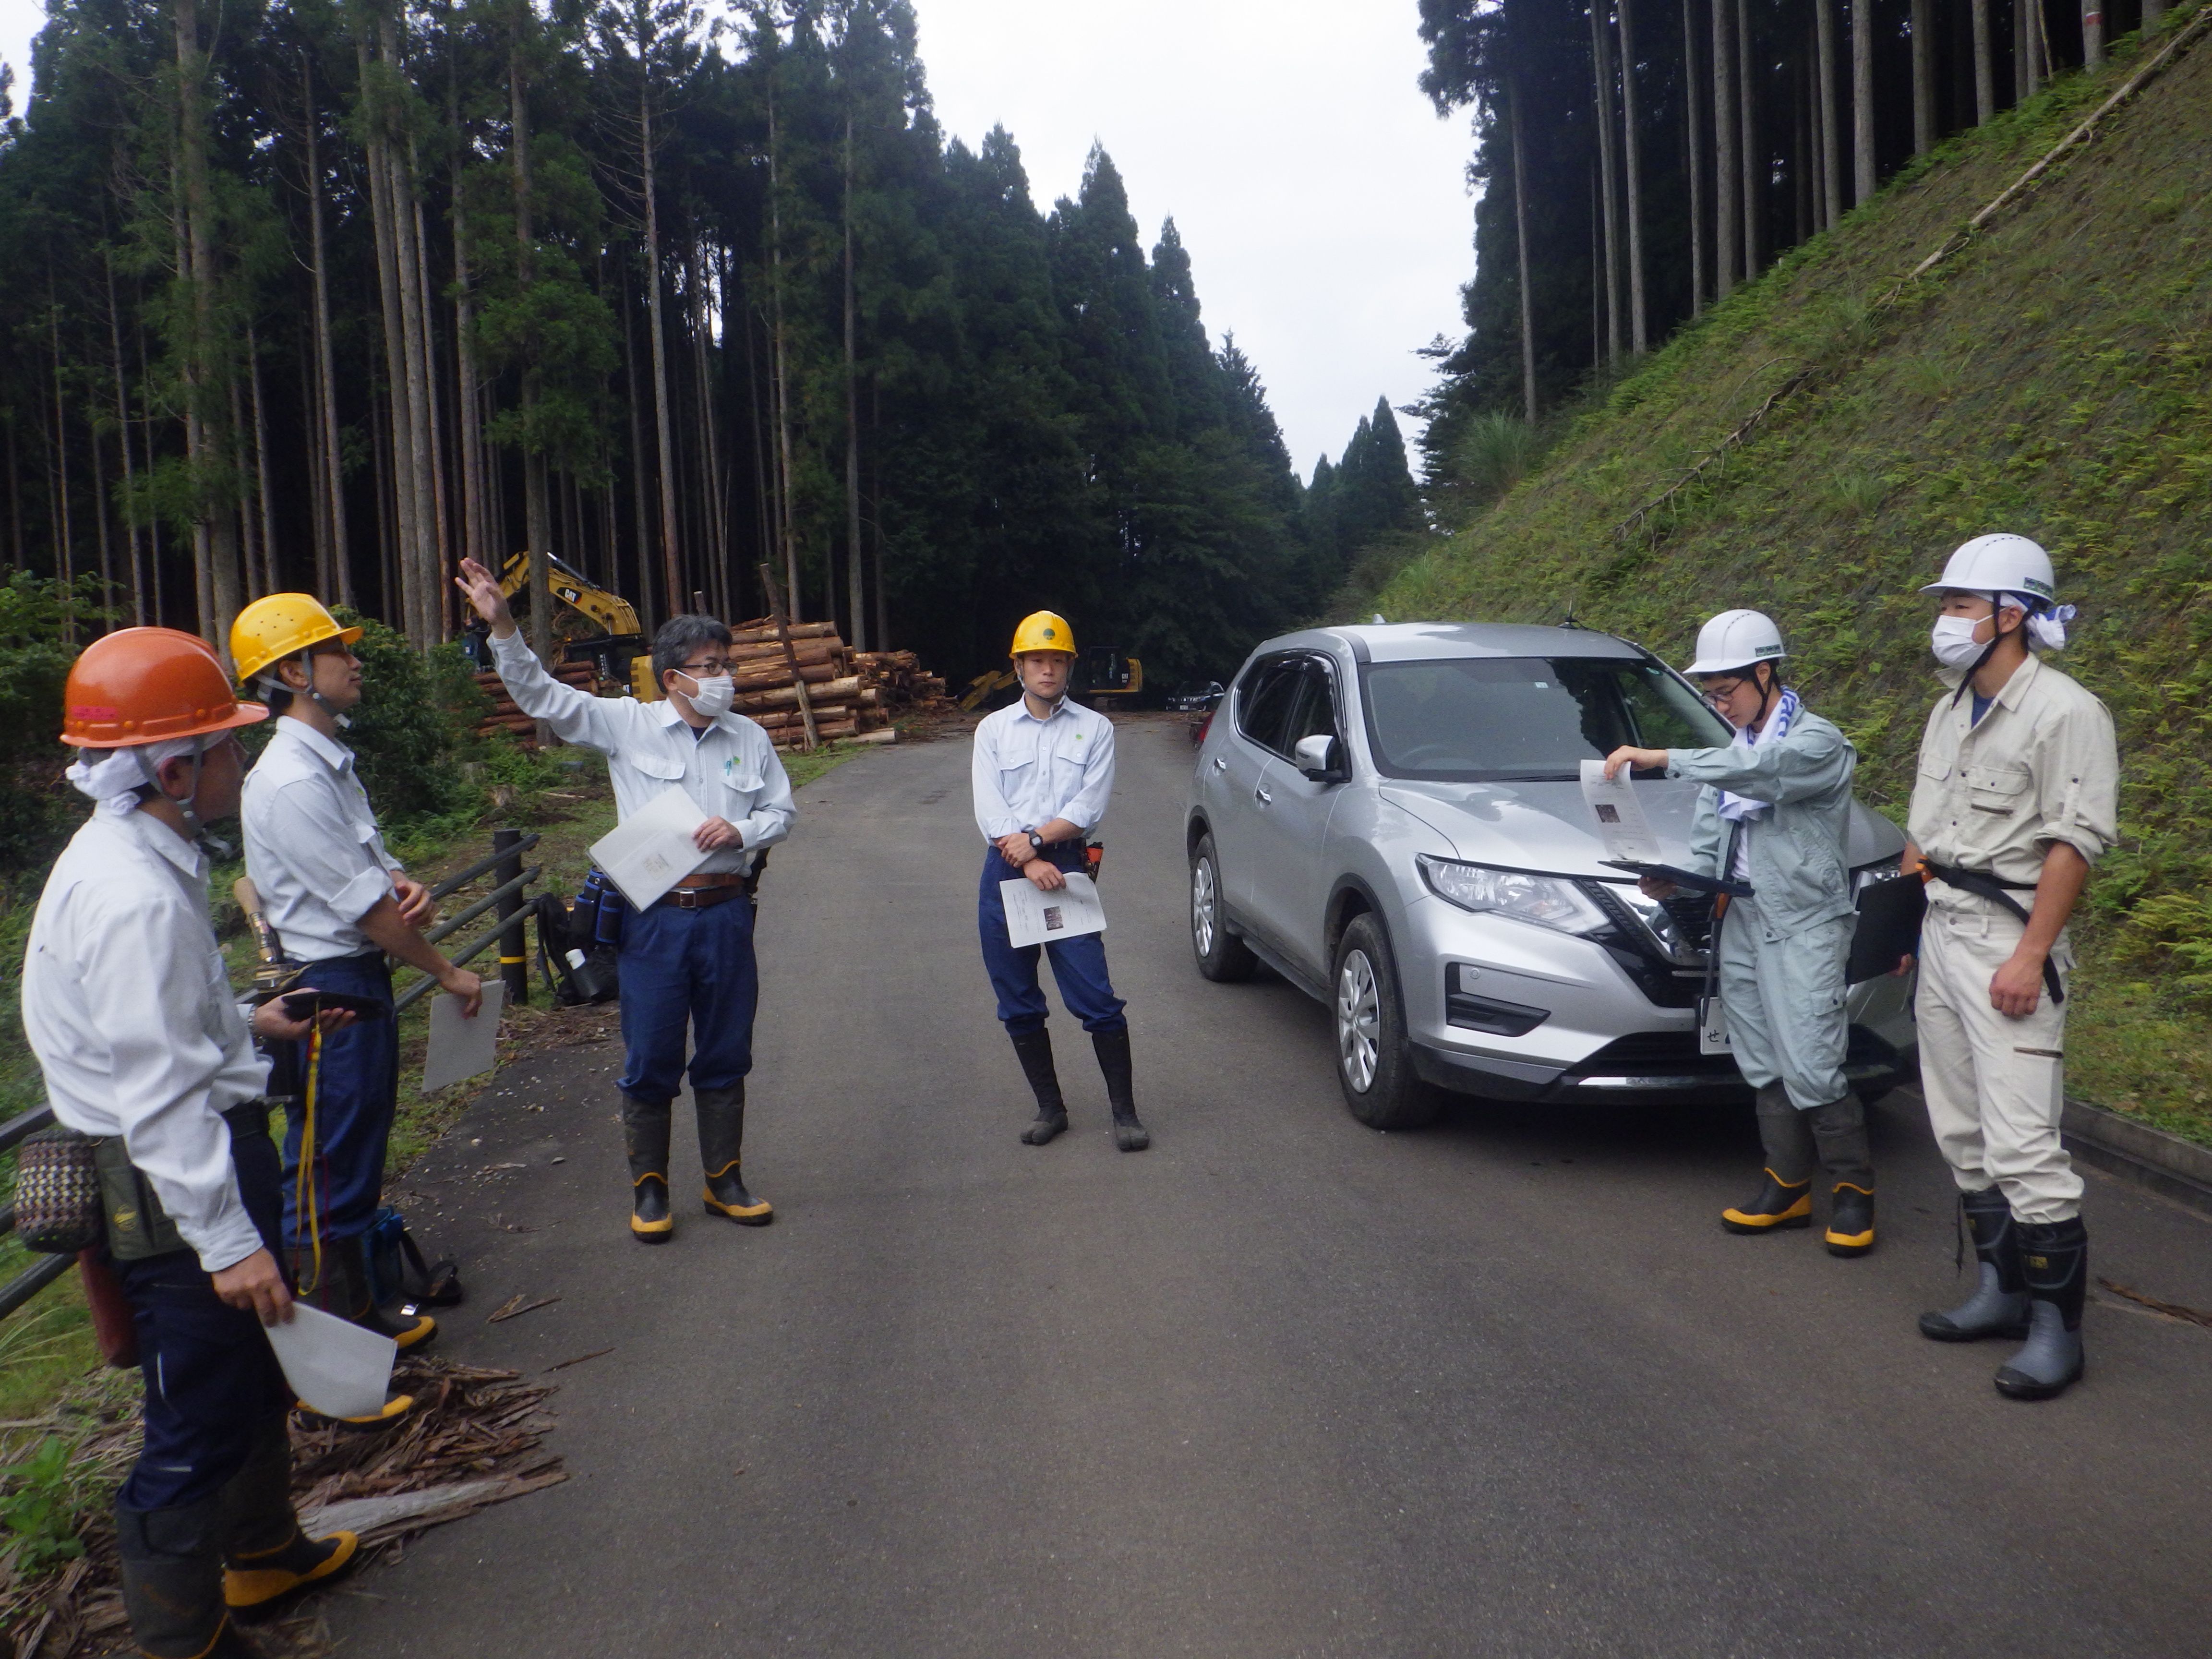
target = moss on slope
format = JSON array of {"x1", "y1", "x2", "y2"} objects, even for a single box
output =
[{"x1": 1379, "y1": 6, "x2": 2212, "y2": 1142}]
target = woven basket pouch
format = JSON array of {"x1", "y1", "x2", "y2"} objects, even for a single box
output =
[{"x1": 14, "y1": 1123, "x2": 103, "y2": 1253}]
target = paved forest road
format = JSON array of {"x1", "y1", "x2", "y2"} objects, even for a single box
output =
[{"x1": 333, "y1": 715, "x2": 2212, "y2": 1659}]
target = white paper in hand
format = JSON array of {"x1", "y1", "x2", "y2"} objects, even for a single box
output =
[
  {"x1": 1579, "y1": 759, "x2": 1664, "y2": 863},
  {"x1": 589, "y1": 786, "x2": 710, "y2": 909},
  {"x1": 999, "y1": 871, "x2": 1107, "y2": 949},
  {"x1": 265, "y1": 1302, "x2": 397, "y2": 1420},
  {"x1": 421, "y1": 981, "x2": 505, "y2": 1095}
]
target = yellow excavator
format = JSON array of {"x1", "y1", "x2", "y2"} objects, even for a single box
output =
[
  {"x1": 467, "y1": 552, "x2": 658, "y2": 699},
  {"x1": 958, "y1": 646, "x2": 1143, "y2": 712}
]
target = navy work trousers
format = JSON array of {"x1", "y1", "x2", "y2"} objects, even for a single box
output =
[
  {"x1": 618, "y1": 890, "x2": 759, "y2": 1104},
  {"x1": 976, "y1": 844, "x2": 1127, "y2": 1037},
  {"x1": 115, "y1": 1121, "x2": 291, "y2": 1513},
  {"x1": 277, "y1": 950, "x2": 397, "y2": 1252}
]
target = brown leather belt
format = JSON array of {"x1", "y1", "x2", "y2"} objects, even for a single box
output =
[{"x1": 664, "y1": 871, "x2": 748, "y2": 911}]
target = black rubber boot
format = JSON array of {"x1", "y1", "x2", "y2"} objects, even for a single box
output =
[
  {"x1": 119, "y1": 1496, "x2": 266, "y2": 1658},
  {"x1": 1994, "y1": 1215, "x2": 2088, "y2": 1401},
  {"x1": 1093, "y1": 1027, "x2": 1149, "y2": 1152},
  {"x1": 310, "y1": 1233, "x2": 434, "y2": 1350},
  {"x1": 697, "y1": 1084, "x2": 772, "y2": 1225},
  {"x1": 1722, "y1": 1083, "x2": 1812, "y2": 1231},
  {"x1": 219, "y1": 1422, "x2": 357, "y2": 1616},
  {"x1": 623, "y1": 1094, "x2": 674, "y2": 1243},
  {"x1": 1011, "y1": 1029, "x2": 1069, "y2": 1146},
  {"x1": 1919, "y1": 1187, "x2": 2031, "y2": 1342},
  {"x1": 1808, "y1": 1093, "x2": 1875, "y2": 1256},
  {"x1": 1720, "y1": 1169, "x2": 1813, "y2": 1232}
]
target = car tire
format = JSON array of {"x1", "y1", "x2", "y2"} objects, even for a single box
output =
[
  {"x1": 1190, "y1": 834, "x2": 1258, "y2": 983},
  {"x1": 1332, "y1": 914, "x2": 1440, "y2": 1130}
]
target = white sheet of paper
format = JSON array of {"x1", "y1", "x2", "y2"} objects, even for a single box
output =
[
  {"x1": 1579, "y1": 759, "x2": 1664, "y2": 864},
  {"x1": 999, "y1": 871, "x2": 1107, "y2": 949},
  {"x1": 589, "y1": 786, "x2": 710, "y2": 909},
  {"x1": 421, "y1": 981, "x2": 506, "y2": 1095},
  {"x1": 265, "y1": 1301, "x2": 397, "y2": 1420}
]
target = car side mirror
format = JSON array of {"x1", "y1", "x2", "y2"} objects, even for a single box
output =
[{"x1": 1294, "y1": 733, "x2": 1347, "y2": 782}]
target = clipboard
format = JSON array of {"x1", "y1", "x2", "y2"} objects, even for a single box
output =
[
  {"x1": 1847, "y1": 871, "x2": 1927, "y2": 983},
  {"x1": 1599, "y1": 860, "x2": 1754, "y2": 899}
]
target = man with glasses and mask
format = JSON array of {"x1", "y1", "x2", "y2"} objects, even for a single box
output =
[
  {"x1": 1604, "y1": 609, "x2": 1873, "y2": 1256},
  {"x1": 1901, "y1": 535, "x2": 2116, "y2": 1402},
  {"x1": 456, "y1": 558, "x2": 795, "y2": 1242}
]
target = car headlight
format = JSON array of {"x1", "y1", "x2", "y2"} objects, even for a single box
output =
[{"x1": 1417, "y1": 855, "x2": 1610, "y2": 936}]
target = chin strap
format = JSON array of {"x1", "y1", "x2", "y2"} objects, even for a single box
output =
[{"x1": 131, "y1": 739, "x2": 207, "y2": 831}]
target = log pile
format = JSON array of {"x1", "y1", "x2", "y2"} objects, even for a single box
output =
[{"x1": 471, "y1": 622, "x2": 950, "y2": 752}]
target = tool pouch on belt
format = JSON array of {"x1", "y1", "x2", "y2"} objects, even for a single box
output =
[
  {"x1": 94, "y1": 1100, "x2": 275, "y2": 1262},
  {"x1": 13, "y1": 1124, "x2": 104, "y2": 1253}
]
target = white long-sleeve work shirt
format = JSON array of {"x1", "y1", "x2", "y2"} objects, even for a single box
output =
[
  {"x1": 241, "y1": 717, "x2": 406, "y2": 962},
  {"x1": 22, "y1": 809, "x2": 268, "y2": 1273},
  {"x1": 489, "y1": 629, "x2": 795, "y2": 872},
  {"x1": 971, "y1": 697, "x2": 1116, "y2": 842}
]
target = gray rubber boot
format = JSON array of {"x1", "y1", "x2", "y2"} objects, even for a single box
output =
[
  {"x1": 697, "y1": 1084, "x2": 772, "y2": 1224},
  {"x1": 1994, "y1": 1216, "x2": 2088, "y2": 1400},
  {"x1": 1011, "y1": 1030, "x2": 1069, "y2": 1146},
  {"x1": 622, "y1": 1094, "x2": 674, "y2": 1242},
  {"x1": 1919, "y1": 1187, "x2": 2031, "y2": 1341},
  {"x1": 118, "y1": 1495, "x2": 262, "y2": 1658}
]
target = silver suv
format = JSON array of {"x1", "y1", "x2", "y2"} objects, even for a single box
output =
[{"x1": 1185, "y1": 623, "x2": 1918, "y2": 1128}]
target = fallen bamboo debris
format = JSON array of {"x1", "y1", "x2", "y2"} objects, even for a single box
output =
[
  {"x1": 471, "y1": 619, "x2": 949, "y2": 752},
  {"x1": 485, "y1": 1293, "x2": 560, "y2": 1324},
  {"x1": 545, "y1": 1346, "x2": 618, "y2": 1372}
]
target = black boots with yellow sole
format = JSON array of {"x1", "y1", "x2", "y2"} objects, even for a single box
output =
[
  {"x1": 1721, "y1": 1168, "x2": 1814, "y2": 1232},
  {"x1": 623, "y1": 1094, "x2": 676, "y2": 1243},
  {"x1": 697, "y1": 1084, "x2": 773, "y2": 1225},
  {"x1": 219, "y1": 1423, "x2": 358, "y2": 1614},
  {"x1": 1825, "y1": 1183, "x2": 1876, "y2": 1257}
]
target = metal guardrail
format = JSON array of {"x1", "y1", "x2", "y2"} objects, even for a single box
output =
[{"x1": 1, "y1": 829, "x2": 546, "y2": 1321}]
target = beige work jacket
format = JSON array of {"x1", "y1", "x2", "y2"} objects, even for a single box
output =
[{"x1": 1906, "y1": 651, "x2": 2118, "y2": 899}]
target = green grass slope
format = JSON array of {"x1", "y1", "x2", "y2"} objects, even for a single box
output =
[{"x1": 1379, "y1": 5, "x2": 2212, "y2": 1142}]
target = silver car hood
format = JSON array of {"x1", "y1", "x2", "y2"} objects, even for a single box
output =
[
  {"x1": 1378, "y1": 778, "x2": 1905, "y2": 876},
  {"x1": 1378, "y1": 779, "x2": 1699, "y2": 878}
]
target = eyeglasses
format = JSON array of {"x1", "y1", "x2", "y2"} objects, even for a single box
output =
[
  {"x1": 1699, "y1": 680, "x2": 1748, "y2": 706},
  {"x1": 677, "y1": 660, "x2": 733, "y2": 676}
]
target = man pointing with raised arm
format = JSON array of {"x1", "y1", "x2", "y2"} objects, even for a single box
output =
[{"x1": 456, "y1": 558, "x2": 795, "y2": 1243}]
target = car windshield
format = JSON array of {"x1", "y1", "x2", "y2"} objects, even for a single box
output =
[{"x1": 1359, "y1": 655, "x2": 1731, "y2": 782}]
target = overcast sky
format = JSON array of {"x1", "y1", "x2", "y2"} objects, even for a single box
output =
[{"x1": 0, "y1": 0, "x2": 1479, "y2": 478}]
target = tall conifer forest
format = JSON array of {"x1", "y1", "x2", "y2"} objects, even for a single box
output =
[
  {"x1": 1411, "y1": 0, "x2": 2171, "y2": 470},
  {"x1": 0, "y1": 0, "x2": 1341, "y2": 688}
]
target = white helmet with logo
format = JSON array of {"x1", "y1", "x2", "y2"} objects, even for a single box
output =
[
  {"x1": 1683, "y1": 609, "x2": 1787, "y2": 677},
  {"x1": 1919, "y1": 533, "x2": 2056, "y2": 607}
]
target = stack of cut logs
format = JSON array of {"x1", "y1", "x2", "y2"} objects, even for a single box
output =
[{"x1": 473, "y1": 622, "x2": 949, "y2": 751}]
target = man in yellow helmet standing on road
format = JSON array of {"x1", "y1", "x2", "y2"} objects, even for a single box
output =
[
  {"x1": 973, "y1": 611, "x2": 1148, "y2": 1150},
  {"x1": 231, "y1": 594, "x2": 481, "y2": 1358}
]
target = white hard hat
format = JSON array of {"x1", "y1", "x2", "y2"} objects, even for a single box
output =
[
  {"x1": 1683, "y1": 609, "x2": 1786, "y2": 677},
  {"x1": 1919, "y1": 533, "x2": 2056, "y2": 608}
]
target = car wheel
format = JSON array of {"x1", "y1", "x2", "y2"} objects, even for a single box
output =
[
  {"x1": 1332, "y1": 914, "x2": 1440, "y2": 1130},
  {"x1": 1190, "y1": 834, "x2": 1258, "y2": 982}
]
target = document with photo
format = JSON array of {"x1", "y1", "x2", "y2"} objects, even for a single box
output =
[
  {"x1": 590, "y1": 786, "x2": 710, "y2": 910},
  {"x1": 1579, "y1": 758, "x2": 1664, "y2": 864},
  {"x1": 1000, "y1": 871, "x2": 1107, "y2": 949}
]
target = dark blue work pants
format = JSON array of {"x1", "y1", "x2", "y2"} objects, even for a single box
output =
[
  {"x1": 618, "y1": 891, "x2": 759, "y2": 1103},
  {"x1": 976, "y1": 844, "x2": 1127, "y2": 1037},
  {"x1": 277, "y1": 950, "x2": 397, "y2": 1253},
  {"x1": 115, "y1": 1123, "x2": 291, "y2": 1513}
]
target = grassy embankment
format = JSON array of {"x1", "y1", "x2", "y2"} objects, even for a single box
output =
[
  {"x1": 0, "y1": 733, "x2": 874, "y2": 1423},
  {"x1": 1375, "y1": 5, "x2": 2212, "y2": 1145}
]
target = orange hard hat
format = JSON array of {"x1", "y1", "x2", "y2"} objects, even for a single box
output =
[{"x1": 60, "y1": 627, "x2": 270, "y2": 748}]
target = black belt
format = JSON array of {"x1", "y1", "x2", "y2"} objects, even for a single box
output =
[{"x1": 1923, "y1": 863, "x2": 2064, "y2": 1004}]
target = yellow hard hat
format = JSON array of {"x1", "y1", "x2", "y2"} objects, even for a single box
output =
[
  {"x1": 230, "y1": 593, "x2": 361, "y2": 687},
  {"x1": 1010, "y1": 611, "x2": 1076, "y2": 658}
]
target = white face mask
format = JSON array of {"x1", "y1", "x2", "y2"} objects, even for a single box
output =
[
  {"x1": 680, "y1": 671, "x2": 735, "y2": 717},
  {"x1": 1930, "y1": 614, "x2": 1992, "y2": 670}
]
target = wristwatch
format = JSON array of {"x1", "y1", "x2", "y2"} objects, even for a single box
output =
[{"x1": 1026, "y1": 830, "x2": 1046, "y2": 854}]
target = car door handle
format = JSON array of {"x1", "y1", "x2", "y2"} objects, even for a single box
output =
[
  {"x1": 1254, "y1": 787, "x2": 1273, "y2": 805},
  {"x1": 1212, "y1": 756, "x2": 1226, "y2": 771}
]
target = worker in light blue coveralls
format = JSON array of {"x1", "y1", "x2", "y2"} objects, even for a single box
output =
[
  {"x1": 974, "y1": 611, "x2": 1149, "y2": 1151},
  {"x1": 1605, "y1": 609, "x2": 1875, "y2": 1255},
  {"x1": 232, "y1": 594, "x2": 482, "y2": 1362},
  {"x1": 456, "y1": 557, "x2": 796, "y2": 1243}
]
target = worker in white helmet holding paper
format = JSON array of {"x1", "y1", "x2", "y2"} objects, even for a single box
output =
[
  {"x1": 1902, "y1": 534, "x2": 2117, "y2": 1402},
  {"x1": 1605, "y1": 609, "x2": 1875, "y2": 1255}
]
